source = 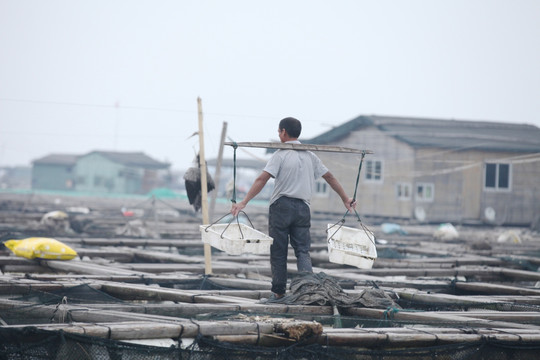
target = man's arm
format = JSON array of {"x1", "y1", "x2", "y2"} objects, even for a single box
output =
[
  {"x1": 322, "y1": 171, "x2": 356, "y2": 211},
  {"x1": 231, "y1": 171, "x2": 272, "y2": 216}
]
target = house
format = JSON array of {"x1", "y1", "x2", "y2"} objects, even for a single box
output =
[
  {"x1": 32, "y1": 151, "x2": 170, "y2": 195},
  {"x1": 32, "y1": 154, "x2": 79, "y2": 191},
  {"x1": 304, "y1": 115, "x2": 540, "y2": 226},
  {"x1": 0, "y1": 166, "x2": 32, "y2": 190},
  {"x1": 74, "y1": 151, "x2": 170, "y2": 194}
]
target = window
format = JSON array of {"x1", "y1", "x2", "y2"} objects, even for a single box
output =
[
  {"x1": 416, "y1": 183, "x2": 434, "y2": 202},
  {"x1": 484, "y1": 163, "x2": 511, "y2": 191},
  {"x1": 364, "y1": 160, "x2": 383, "y2": 183},
  {"x1": 396, "y1": 183, "x2": 411, "y2": 200},
  {"x1": 314, "y1": 178, "x2": 329, "y2": 197}
]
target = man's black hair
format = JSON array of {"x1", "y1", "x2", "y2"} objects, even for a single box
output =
[{"x1": 279, "y1": 117, "x2": 302, "y2": 138}]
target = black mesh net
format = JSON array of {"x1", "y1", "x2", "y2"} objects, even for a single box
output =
[
  {"x1": 13, "y1": 284, "x2": 123, "y2": 305},
  {"x1": 1, "y1": 327, "x2": 540, "y2": 360}
]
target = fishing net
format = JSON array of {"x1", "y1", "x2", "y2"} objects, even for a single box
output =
[
  {"x1": 13, "y1": 283, "x2": 123, "y2": 305},
  {"x1": 1, "y1": 327, "x2": 540, "y2": 360}
]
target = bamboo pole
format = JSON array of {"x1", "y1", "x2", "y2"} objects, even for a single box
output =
[
  {"x1": 342, "y1": 307, "x2": 540, "y2": 330},
  {"x1": 39, "y1": 259, "x2": 152, "y2": 276},
  {"x1": 455, "y1": 281, "x2": 540, "y2": 296},
  {"x1": 58, "y1": 238, "x2": 204, "y2": 248},
  {"x1": 198, "y1": 97, "x2": 212, "y2": 275},
  {"x1": 213, "y1": 328, "x2": 540, "y2": 347},
  {"x1": 85, "y1": 301, "x2": 335, "y2": 317},
  {"x1": 224, "y1": 141, "x2": 373, "y2": 154},
  {"x1": 98, "y1": 281, "x2": 255, "y2": 304}
]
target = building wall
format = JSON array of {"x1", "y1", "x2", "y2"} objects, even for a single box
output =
[
  {"x1": 32, "y1": 164, "x2": 75, "y2": 191},
  {"x1": 311, "y1": 129, "x2": 540, "y2": 226},
  {"x1": 312, "y1": 126, "x2": 415, "y2": 219},
  {"x1": 415, "y1": 149, "x2": 540, "y2": 225},
  {"x1": 413, "y1": 148, "x2": 479, "y2": 223},
  {"x1": 75, "y1": 153, "x2": 142, "y2": 194},
  {"x1": 480, "y1": 152, "x2": 540, "y2": 225}
]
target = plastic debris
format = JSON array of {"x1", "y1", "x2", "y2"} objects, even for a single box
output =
[{"x1": 433, "y1": 223, "x2": 459, "y2": 241}]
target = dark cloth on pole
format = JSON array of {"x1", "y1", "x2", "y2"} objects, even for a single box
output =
[{"x1": 183, "y1": 155, "x2": 215, "y2": 212}]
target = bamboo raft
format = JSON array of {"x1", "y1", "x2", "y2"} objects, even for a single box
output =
[{"x1": 1, "y1": 192, "x2": 540, "y2": 357}]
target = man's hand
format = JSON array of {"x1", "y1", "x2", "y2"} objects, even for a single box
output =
[
  {"x1": 231, "y1": 201, "x2": 246, "y2": 216},
  {"x1": 345, "y1": 198, "x2": 357, "y2": 212}
]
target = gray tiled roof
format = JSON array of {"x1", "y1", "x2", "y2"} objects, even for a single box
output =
[
  {"x1": 33, "y1": 151, "x2": 169, "y2": 169},
  {"x1": 89, "y1": 151, "x2": 170, "y2": 169},
  {"x1": 32, "y1": 154, "x2": 80, "y2": 165},
  {"x1": 306, "y1": 115, "x2": 540, "y2": 153}
]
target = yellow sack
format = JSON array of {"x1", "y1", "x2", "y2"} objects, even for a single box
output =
[{"x1": 4, "y1": 237, "x2": 78, "y2": 260}]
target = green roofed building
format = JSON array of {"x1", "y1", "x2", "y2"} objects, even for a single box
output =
[
  {"x1": 32, "y1": 151, "x2": 170, "y2": 195},
  {"x1": 32, "y1": 154, "x2": 79, "y2": 191}
]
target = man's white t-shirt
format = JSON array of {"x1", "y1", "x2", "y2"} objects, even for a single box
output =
[{"x1": 264, "y1": 140, "x2": 328, "y2": 205}]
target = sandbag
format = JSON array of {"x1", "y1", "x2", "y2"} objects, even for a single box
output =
[{"x1": 4, "y1": 237, "x2": 78, "y2": 260}]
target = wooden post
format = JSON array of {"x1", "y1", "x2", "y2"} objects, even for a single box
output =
[
  {"x1": 197, "y1": 97, "x2": 212, "y2": 275},
  {"x1": 210, "y1": 121, "x2": 228, "y2": 219}
]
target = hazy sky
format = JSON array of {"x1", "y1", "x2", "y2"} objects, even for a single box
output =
[{"x1": 1, "y1": 1, "x2": 539, "y2": 171}]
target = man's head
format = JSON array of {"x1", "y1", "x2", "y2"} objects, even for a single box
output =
[{"x1": 278, "y1": 117, "x2": 302, "y2": 139}]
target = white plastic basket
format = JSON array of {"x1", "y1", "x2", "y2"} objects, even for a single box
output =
[
  {"x1": 200, "y1": 223, "x2": 273, "y2": 255},
  {"x1": 327, "y1": 224, "x2": 377, "y2": 269}
]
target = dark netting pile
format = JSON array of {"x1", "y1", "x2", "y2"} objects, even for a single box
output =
[{"x1": 265, "y1": 272, "x2": 400, "y2": 309}]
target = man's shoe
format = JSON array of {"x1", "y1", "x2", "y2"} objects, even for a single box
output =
[{"x1": 259, "y1": 293, "x2": 284, "y2": 304}]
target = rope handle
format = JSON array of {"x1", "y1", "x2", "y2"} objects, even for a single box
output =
[
  {"x1": 326, "y1": 218, "x2": 345, "y2": 242},
  {"x1": 203, "y1": 211, "x2": 255, "y2": 240},
  {"x1": 327, "y1": 151, "x2": 376, "y2": 246},
  {"x1": 349, "y1": 151, "x2": 366, "y2": 221},
  {"x1": 326, "y1": 217, "x2": 376, "y2": 246},
  {"x1": 337, "y1": 151, "x2": 366, "y2": 224},
  {"x1": 203, "y1": 141, "x2": 258, "y2": 239}
]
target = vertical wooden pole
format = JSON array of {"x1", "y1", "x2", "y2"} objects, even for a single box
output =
[
  {"x1": 197, "y1": 97, "x2": 212, "y2": 275},
  {"x1": 210, "y1": 121, "x2": 228, "y2": 219}
]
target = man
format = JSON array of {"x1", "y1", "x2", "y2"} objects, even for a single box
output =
[{"x1": 231, "y1": 117, "x2": 356, "y2": 301}]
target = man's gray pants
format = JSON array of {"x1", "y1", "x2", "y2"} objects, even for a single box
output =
[{"x1": 268, "y1": 196, "x2": 313, "y2": 295}]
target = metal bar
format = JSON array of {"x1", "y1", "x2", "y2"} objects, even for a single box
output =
[{"x1": 224, "y1": 142, "x2": 373, "y2": 154}]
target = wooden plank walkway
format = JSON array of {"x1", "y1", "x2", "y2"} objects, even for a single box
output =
[{"x1": 1, "y1": 192, "x2": 540, "y2": 352}]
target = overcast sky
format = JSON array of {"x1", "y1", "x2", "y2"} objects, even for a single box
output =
[{"x1": 1, "y1": 0, "x2": 539, "y2": 171}]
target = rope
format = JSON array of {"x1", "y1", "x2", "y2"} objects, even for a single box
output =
[
  {"x1": 327, "y1": 151, "x2": 376, "y2": 245},
  {"x1": 326, "y1": 150, "x2": 373, "y2": 242},
  {"x1": 346, "y1": 150, "x2": 366, "y2": 222},
  {"x1": 329, "y1": 151, "x2": 366, "y2": 228},
  {"x1": 351, "y1": 151, "x2": 366, "y2": 203},
  {"x1": 200, "y1": 275, "x2": 208, "y2": 290},
  {"x1": 231, "y1": 142, "x2": 238, "y2": 204},
  {"x1": 383, "y1": 307, "x2": 400, "y2": 320},
  {"x1": 255, "y1": 323, "x2": 261, "y2": 346},
  {"x1": 49, "y1": 296, "x2": 69, "y2": 323},
  {"x1": 190, "y1": 318, "x2": 201, "y2": 336}
]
